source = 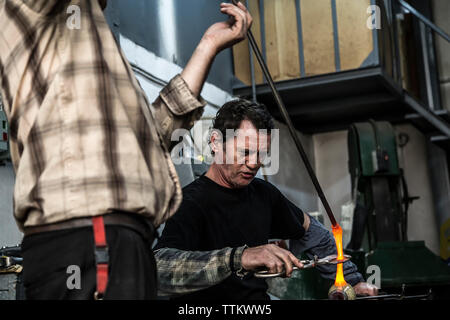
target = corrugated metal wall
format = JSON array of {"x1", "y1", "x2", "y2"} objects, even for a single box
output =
[{"x1": 104, "y1": 0, "x2": 236, "y2": 92}]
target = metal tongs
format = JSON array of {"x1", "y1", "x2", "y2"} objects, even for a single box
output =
[{"x1": 254, "y1": 254, "x2": 351, "y2": 278}]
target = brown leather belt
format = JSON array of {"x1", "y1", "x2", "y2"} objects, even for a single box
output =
[{"x1": 23, "y1": 212, "x2": 155, "y2": 241}]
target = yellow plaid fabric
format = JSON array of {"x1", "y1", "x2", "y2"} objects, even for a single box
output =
[{"x1": 0, "y1": 0, "x2": 205, "y2": 230}]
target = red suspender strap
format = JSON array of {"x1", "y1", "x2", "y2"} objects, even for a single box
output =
[{"x1": 92, "y1": 216, "x2": 109, "y2": 300}]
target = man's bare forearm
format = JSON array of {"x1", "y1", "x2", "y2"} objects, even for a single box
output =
[
  {"x1": 180, "y1": 1, "x2": 252, "y2": 97},
  {"x1": 180, "y1": 38, "x2": 217, "y2": 98}
]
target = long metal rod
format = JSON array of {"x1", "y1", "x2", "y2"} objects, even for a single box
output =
[
  {"x1": 249, "y1": 44, "x2": 257, "y2": 102},
  {"x1": 330, "y1": 0, "x2": 341, "y2": 72},
  {"x1": 232, "y1": 0, "x2": 338, "y2": 227},
  {"x1": 245, "y1": 0, "x2": 257, "y2": 103},
  {"x1": 295, "y1": 0, "x2": 306, "y2": 77},
  {"x1": 397, "y1": 0, "x2": 450, "y2": 43}
]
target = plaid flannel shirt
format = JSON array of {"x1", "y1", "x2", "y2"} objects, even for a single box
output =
[
  {"x1": 155, "y1": 215, "x2": 364, "y2": 297},
  {"x1": 155, "y1": 245, "x2": 248, "y2": 297},
  {"x1": 0, "y1": 0, "x2": 205, "y2": 230}
]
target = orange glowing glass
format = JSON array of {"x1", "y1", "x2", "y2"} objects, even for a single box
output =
[{"x1": 332, "y1": 224, "x2": 347, "y2": 287}]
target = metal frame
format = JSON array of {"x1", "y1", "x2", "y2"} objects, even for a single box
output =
[
  {"x1": 397, "y1": 0, "x2": 450, "y2": 43},
  {"x1": 395, "y1": 0, "x2": 447, "y2": 130},
  {"x1": 330, "y1": 0, "x2": 341, "y2": 72},
  {"x1": 404, "y1": 93, "x2": 450, "y2": 137},
  {"x1": 398, "y1": 0, "x2": 444, "y2": 112},
  {"x1": 295, "y1": 0, "x2": 306, "y2": 77},
  {"x1": 258, "y1": 0, "x2": 267, "y2": 63},
  {"x1": 390, "y1": 0, "x2": 403, "y2": 85},
  {"x1": 419, "y1": 22, "x2": 438, "y2": 110},
  {"x1": 234, "y1": 0, "x2": 450, "y2": 138},
  {"x1": 235, "y1": 65, "x2": 383, "y2": 93}
]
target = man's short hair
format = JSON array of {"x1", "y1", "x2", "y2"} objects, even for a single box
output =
[{"x1": 210, "y1": 99, "x2": 274, "y2": 154}]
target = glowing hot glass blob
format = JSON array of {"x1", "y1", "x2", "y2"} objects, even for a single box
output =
[{"x1": 332, "y1": 224, "x2": 347, "y2": 287}]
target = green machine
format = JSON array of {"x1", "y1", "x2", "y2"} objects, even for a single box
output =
[
  {"x1": 345, "y1": 120, "x2": 450, "y2": 299},
  {"x1": 268, "y1": 120, "x2": 450, "y2": 300},
  {"x1": 347, "y1": 120, "x2": 406, "y2": 249}
]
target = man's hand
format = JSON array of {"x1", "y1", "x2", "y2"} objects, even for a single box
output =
[
  {"x1": 354, "y1": 282, "x2": 379, "y2": 296},
  {"x1": 241, "y1": 244, "x2": 303, "y2": 278},
  {"x1": 181, "y1": 2, "x2": 253, "y2": 97},
  {"x1": 202, "y1": 2, "x2": 253, "y2": 54}
]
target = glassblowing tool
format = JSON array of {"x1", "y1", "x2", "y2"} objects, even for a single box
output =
[{"x1": 253, "y1": 254, "x2": 351, "y2": 279}]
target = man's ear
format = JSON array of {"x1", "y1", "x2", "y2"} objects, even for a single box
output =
[
  {"x1": 210, "y1": 130, "x2": 223, "y2": 154},
  {"x1": 210, "y1": 133, "x2": 219, "y2": 154}
]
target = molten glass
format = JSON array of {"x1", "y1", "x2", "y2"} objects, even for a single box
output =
[{"x1": 331, "y1": 224, "x2": 347, "y2": 287}]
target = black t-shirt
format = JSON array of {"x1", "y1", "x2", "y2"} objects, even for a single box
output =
[{"x1": 155, "y1": 174, "x2": 306, "y2": 300}]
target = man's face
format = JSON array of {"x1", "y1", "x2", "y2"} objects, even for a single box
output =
[{"x1": 212, "y1": 120, "x2": 271, "y2": 188}]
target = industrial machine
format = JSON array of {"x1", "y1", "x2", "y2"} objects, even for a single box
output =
[
  {"x1": 268, "y1": 120, "x2": 450, "y2": 300},
  {"x1": 345, "y1": 120, "x2": 450, "y2": 299}
]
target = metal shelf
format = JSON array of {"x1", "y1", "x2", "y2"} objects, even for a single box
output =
[{"x1": 233, "y1": 67, "x2": 411, "y2": 134}]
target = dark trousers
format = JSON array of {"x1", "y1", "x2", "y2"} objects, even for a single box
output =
[{"x1": 21, "y1": 223, "x2": 157, "y2": 300}]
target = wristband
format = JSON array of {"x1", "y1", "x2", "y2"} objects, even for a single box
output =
[{"x1": 230, "y1": 247, "x2": 238, "y2": 272}]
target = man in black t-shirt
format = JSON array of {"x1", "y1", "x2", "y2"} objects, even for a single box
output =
[{"x1": 154, "y1": 99, "x2": 378, "y2": 300}]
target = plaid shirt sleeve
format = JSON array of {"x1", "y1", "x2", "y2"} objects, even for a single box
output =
[
  {"x1": 151, "y1": 75, "x2": 206, "y2": 150},
  {"x1": 154, "y1": 245, "x2": 247, "y2": 297}
]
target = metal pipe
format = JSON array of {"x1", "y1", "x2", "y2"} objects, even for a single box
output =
[
  {"x1": 391, "y1": 0, "x2": 403, "y2": 85},
  {"x1": 232, "y1": 0, "x2": 338, "y2": 227},
  {"x1": 397, "y1": 0, "x2": 450, "y2": 43},
  {"x1": 247, "y1": 0, "x2": 257, "y2": 103},
  {"x1": 330, "y1": 0, "x2": 341, "y2": 72},
  {"x1": 295, "y1": 0, "x2": 306, "y2": 77},
  {"x1": 419, "y1": 22, "x2": 436, "y2": 110},
  {"x1": 404, "y1": 92, "x2": 450, "y2": 137},
  {"x1": 355, "y1": 290, "x2": 432, "y2": 300}
]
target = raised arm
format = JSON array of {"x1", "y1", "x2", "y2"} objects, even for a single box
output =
[
  {"x1": 151, "y1": 2, "x2": 253, "y2": 150},
  {"x1": 181, "y1": 2, "x2": 253, "y2": 97}
]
